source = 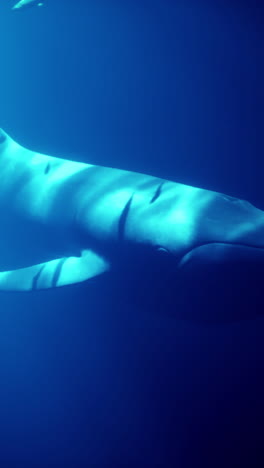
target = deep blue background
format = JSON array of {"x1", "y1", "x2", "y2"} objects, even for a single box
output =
[{"x1": 0, "y1": 1, "x2": 263, "y2": 466}]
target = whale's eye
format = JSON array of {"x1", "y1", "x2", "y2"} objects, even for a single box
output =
[{"x1": 155, "y1": 246, "x2": 170, "y2": 255}]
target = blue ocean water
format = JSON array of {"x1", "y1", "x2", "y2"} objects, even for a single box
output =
[{"x1": 0, "y1": 0, "x2": 263, "y2": 467}]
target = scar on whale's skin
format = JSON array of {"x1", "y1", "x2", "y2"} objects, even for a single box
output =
[
  {"x1": 150, "y1": 183, "x2": 164, "y2": 204},
  {"x1": 45, "y1": 163, "x2": 51, "y2": 174}
]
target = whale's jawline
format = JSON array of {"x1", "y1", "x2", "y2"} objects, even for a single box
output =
[{"x1": 179, "y1": 241, "x2": 264, "y2": 268}]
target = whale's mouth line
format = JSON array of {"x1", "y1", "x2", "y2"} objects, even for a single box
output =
[{"x1": 179, "y1": 241, "x2": 264, "y2": 267}]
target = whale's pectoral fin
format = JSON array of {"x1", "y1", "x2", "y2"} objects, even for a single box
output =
[{"x1": 0, "y1": 250, "x2": 110, "y2": 291}]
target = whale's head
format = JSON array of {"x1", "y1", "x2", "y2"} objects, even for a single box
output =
[{"x1": 123, "y1": 182, "x2": 264, "y2": 322}]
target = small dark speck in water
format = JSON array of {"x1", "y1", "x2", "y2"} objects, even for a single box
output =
[{"x1": 0, "y1": 131, "x2": 6, "y2": 144}]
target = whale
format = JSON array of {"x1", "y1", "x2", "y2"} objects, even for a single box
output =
[{"x1": 0, "y1": 128, "x2": 263, "y2": 321}]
